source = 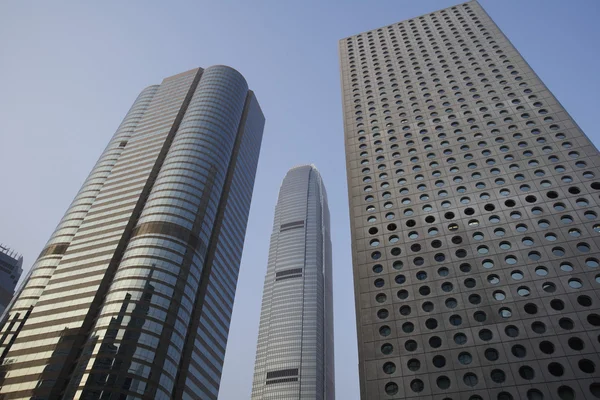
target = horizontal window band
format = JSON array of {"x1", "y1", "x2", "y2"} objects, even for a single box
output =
[
  {"x1": 266, "y1": 368, "x2": 299, "y2": 379},
  {"x1": 39, "y1": 243, "x2": 69, "y2": 258},
  {"x1": 131, "y1": 221, "x2": 206, "y2": 253},
  {"x1": 275, "y1": 268, "x2": 303, "y2": 278},
  {"x1": 279, "y1": 220, "x2": 304, "y2": 232},
  {"x1": 265, "y1": 377, "x2": 299, "y2": 385}
]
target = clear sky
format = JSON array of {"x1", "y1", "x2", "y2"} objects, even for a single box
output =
[{"x1": 0, "y1": 0, "x2": 599, "y2": 398}]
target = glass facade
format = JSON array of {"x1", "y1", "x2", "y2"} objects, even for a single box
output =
[
  {"x1": 0, "y1": 65, "x2": 264, "y2": 400},
  {"x1": 251, "y1": 165, "x2": 335, "y2": 400},
  {"x1": 340, "y1": 1, "x2": 600, "y2": 399}
]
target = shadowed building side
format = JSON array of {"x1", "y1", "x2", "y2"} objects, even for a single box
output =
[{"x1": 0, "y1": 245, "x2": 22, "y2": 316}]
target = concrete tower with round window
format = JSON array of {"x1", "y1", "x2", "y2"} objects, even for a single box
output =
[{"x1": 340, "y1": 1, "x2": 600, "y2": 399}]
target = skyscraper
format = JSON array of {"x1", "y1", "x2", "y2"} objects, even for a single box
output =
[
  {"x1": 0, "y1": 65, "x2": 265, "y2": 400},
  {"x1": 251, "y1": 165, "x2": 335, "y2": 400},
  {"x1": 340, "y1": 1, "x2": 600, "y2": 399},
  {"x1": 0, "y1": 244, "x2": 23, "y2": 315}
]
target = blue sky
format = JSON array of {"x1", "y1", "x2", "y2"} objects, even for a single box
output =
[{"x1": 0, "y1": 0, "x2": 599, "y2": 398}]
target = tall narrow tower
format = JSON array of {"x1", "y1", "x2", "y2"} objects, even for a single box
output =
[
  {"x1": 340, "y1": 1, "x2": 600, "y2": 399},
  {"x1": 0, "y1": 65, "x2": 265, "y2": 400},
  {"x1": 251, "y1": 165, "x2": 335, "y2": 400}
]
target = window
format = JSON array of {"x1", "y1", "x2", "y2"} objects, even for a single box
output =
[
  {"x1": 463, "y1": 373, "x2": 478, "y2": 387},
  {"x1": 458, "y1": 352, "x2": 472, "y2": 365}
]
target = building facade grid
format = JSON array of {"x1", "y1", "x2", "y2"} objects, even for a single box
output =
[{"x1": 339, "y1": 1, "x2": 600, "y2": 399}]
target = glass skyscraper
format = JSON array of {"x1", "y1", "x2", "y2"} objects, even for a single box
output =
[
  {"x1": 340, "y1": 1, "x2": 600, "y2": 399},
  {"x1": 0, "y1": 65, "x2": 264, "y2": 400},
  {"x1": 251, "y1": 165, "x2": 335, "y2": 400},
  {"x1": 0, "y1": 245, "x2": 23, "y2": 315}
]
